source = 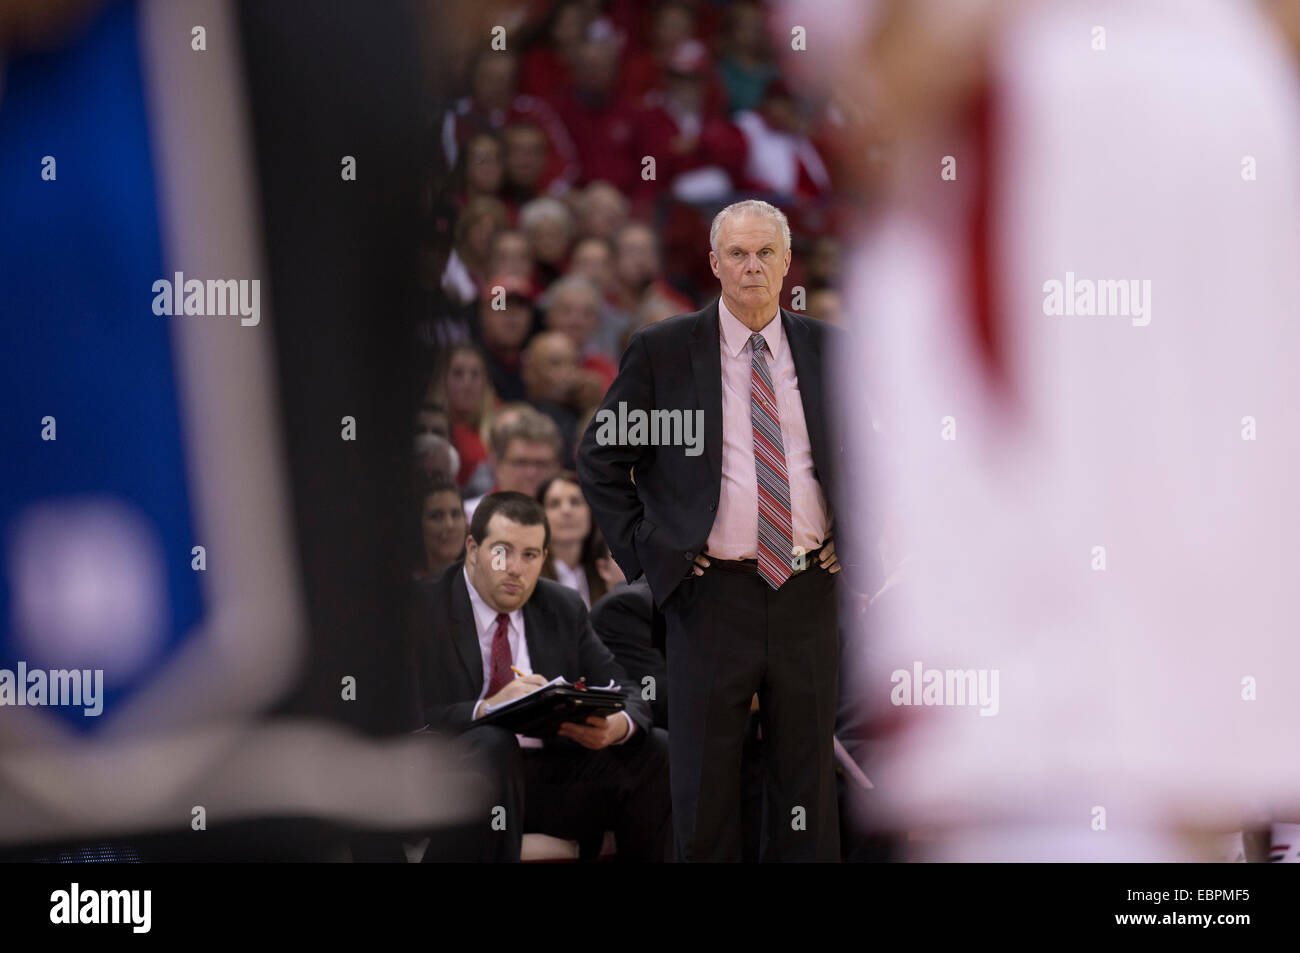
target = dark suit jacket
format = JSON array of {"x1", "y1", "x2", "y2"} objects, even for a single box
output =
[
  {"x1": 576, "y1": 297, "x2": 858, "y2": 610},
  {"x1": 410, "y1": 562, "x2": 654, "y2": 739},
  {"x1": 588, "y1": 580, "x2": 669, "y2": 730}
]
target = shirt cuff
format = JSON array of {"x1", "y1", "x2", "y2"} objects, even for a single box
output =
[{"x1": 614, "y1": 711, "x2": 636, "y2": 744}]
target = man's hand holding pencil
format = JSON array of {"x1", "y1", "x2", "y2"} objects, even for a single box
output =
[{"x1": 473, "y1": 666, "x2": 547, "y2": 719}]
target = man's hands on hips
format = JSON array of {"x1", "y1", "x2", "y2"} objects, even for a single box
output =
[
  {"x1": 817, "y1": 539, "x2": 841, "y2": 573},
  {"x1": 557, "y1": 714, "x2": 629, "y2": 749},
  {"x1": 690, "y1": 538, "x2": 841, "y2": 575}
]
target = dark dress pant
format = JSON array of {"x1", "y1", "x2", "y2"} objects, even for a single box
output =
[{"x1": 663, "y1": 560, "x2": 841, "y2": 861}]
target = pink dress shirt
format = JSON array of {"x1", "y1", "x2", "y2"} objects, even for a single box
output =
[{"x1": 705, "y1": 297, "x2": 832, "y2": 560}]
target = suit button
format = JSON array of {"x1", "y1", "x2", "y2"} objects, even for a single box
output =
[
  {"x1": 707, "y1": 502, "x2": 716, "y2": 511},
  {"x1": 684, "y1": 551, "x2": 695, "y2": 561}
]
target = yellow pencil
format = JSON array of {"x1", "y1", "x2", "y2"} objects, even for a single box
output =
[{"x1": 510, "y1": 666, "x2": 527, "y2": 678}]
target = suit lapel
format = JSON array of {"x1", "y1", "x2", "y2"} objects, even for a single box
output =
[
  {"x1": 781, "y1": 308, "x2": 832, "y2": 495},
  {"x1": 522, "y1": 593, "x2": 552, "y2": 677},
  {"x1": 689, "y1": 299, "x2": 724, "y2": 487},
  {"x1": 450, "y1": 568, "x2": 484, "y2": 697}
]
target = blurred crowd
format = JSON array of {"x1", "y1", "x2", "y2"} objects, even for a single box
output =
[
  {"x1": 410, "y1": 0, "x2": 856, "y2": 594},
  {"x1": 405, "y1": 0, "x2": 1300, "y2": 862}
]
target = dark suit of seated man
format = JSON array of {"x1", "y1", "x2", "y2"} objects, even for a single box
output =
[
  {"x1": 412, "y1": 491, "x2": 672, "y2": 862},
  {"x1": 588, "y1": 579, "x2": 669, "y2": 731}
]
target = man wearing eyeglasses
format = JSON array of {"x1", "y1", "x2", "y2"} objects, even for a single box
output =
[{"x1": 464, "y1": 406, "x2": 561, "y2": 522}]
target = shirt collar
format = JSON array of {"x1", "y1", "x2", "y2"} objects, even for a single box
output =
[
  {"x1": 553, "y1": 559, "x2": 589, "y2": 593},
  {"x1": 718, "y1": 295, "x2": 783, "y2": 361},
  {"x1": 463, "y1": 565, "x2": 524, "y2": 638}
]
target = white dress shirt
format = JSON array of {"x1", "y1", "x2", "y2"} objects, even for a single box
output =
[{"x1": 551, "y1": 558, "x2": 591, "y2": 608}]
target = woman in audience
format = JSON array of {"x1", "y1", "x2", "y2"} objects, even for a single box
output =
[
  {"x1": 536, "y1": 470, "x2": 621, "y2": 608},
  {"x1": 452, "y1": 131, "x2": 505, "y2": 208},
  {"x1": 519, "y1": 196, "x2": 575, "y2": 289},
  {"x1": 415, "y1": 475, "x2": 467, "y2": 580},
  {"x1": 443, "y1": 195, "x2": 509, "y2": 305},
  {"x1": 428, "y1": 342, "x2": 497, "y2": 494}
]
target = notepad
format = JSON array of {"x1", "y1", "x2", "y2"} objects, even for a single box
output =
[
  {"x1": 469, "y1": 678, "x2": 627, "y2": 739},
  {"x1": 482, "y1": 675, "x2": 620, "y2": 715}
]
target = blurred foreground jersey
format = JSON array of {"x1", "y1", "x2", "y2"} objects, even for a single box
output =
[
  {"x1": 0, "y1": 1, "x2": 204, "y2": 732},
  {"x1": 841, "y1": 0, "x2": 1300, "y2": 836}
]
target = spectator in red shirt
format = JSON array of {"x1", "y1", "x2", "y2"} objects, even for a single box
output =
[
  {"x1": 441, "y1": 50, "x2": 579, "y2": 197},
  {"x1": 500, "y1": 121, "x2": 558, "y2": 218},
  {"x1": 733, "y1": 78, "x2": 834, "y2": 199},
  {"x1": 567, "y1": 235, "x2": 633, "y2": 363},
  {"x1": 428, "y1": 341, "x2": 497, "y2": 492},
  {"x1": 414, "y1": 475, "x2": 468, "y2": 581},
  {"x1": 443, "y1": 195, "x2": 509, "y2": 306},
  {"x1": 520, "y1": 330, "x2": 583, "y2": 466},
  {"x1": 620, "y1": 0, "x2": 697, "y2": 104},
  {"x1": 449, "y1": 130, "x2": 504, "y2": 210},
  {"x1": 573, "y1": 180, "x2": 629, "y2": 243},
  {"x1": 473, "y1": 273, "x2": 537, "y2": 403},
  {"x1": 518, "y1": 196, "x2": 575, "y2": 290},
  {"x1": 462, "y1": 406, "x2": 563, "y2": 521},
  {"x1": 552, "y1": 35, "x2": 640, "y2": 191},
  {"x1": 518, "y1": 0, "x2": 589, "y2": 106},
  {"x1": 610, "y1": 221, "x2": 693, "y2": 328},
  {"x1": 541, "y1": 274, "x2": 619, "y2": 406},
  {"x1": 631, "y1": 39, "x2": 747, "y2": 207},
  {"x1": 484, "y1": 228, "x2": 534, "y2": 287}
]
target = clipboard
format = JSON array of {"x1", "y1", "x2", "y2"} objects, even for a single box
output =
[{"x1": 467, "y1": 681, "x2": 627, "y2": 738}]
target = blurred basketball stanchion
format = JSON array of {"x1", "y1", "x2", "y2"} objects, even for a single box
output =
[{"x1": 0, "y1": 0, "x2": 488, "y2": 858}]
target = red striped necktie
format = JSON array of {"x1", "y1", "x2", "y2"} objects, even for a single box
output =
[{"x1": 749, "y1": 332, "x2": 794, "y2": 589}]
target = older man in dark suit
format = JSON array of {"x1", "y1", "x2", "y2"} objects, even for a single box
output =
[
  {"x1": 578, "y1": 199, "x2": 855, "y2": 861},
  {"x1": 411, "y1": 491, "x2": 671, "y2": 861}
]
